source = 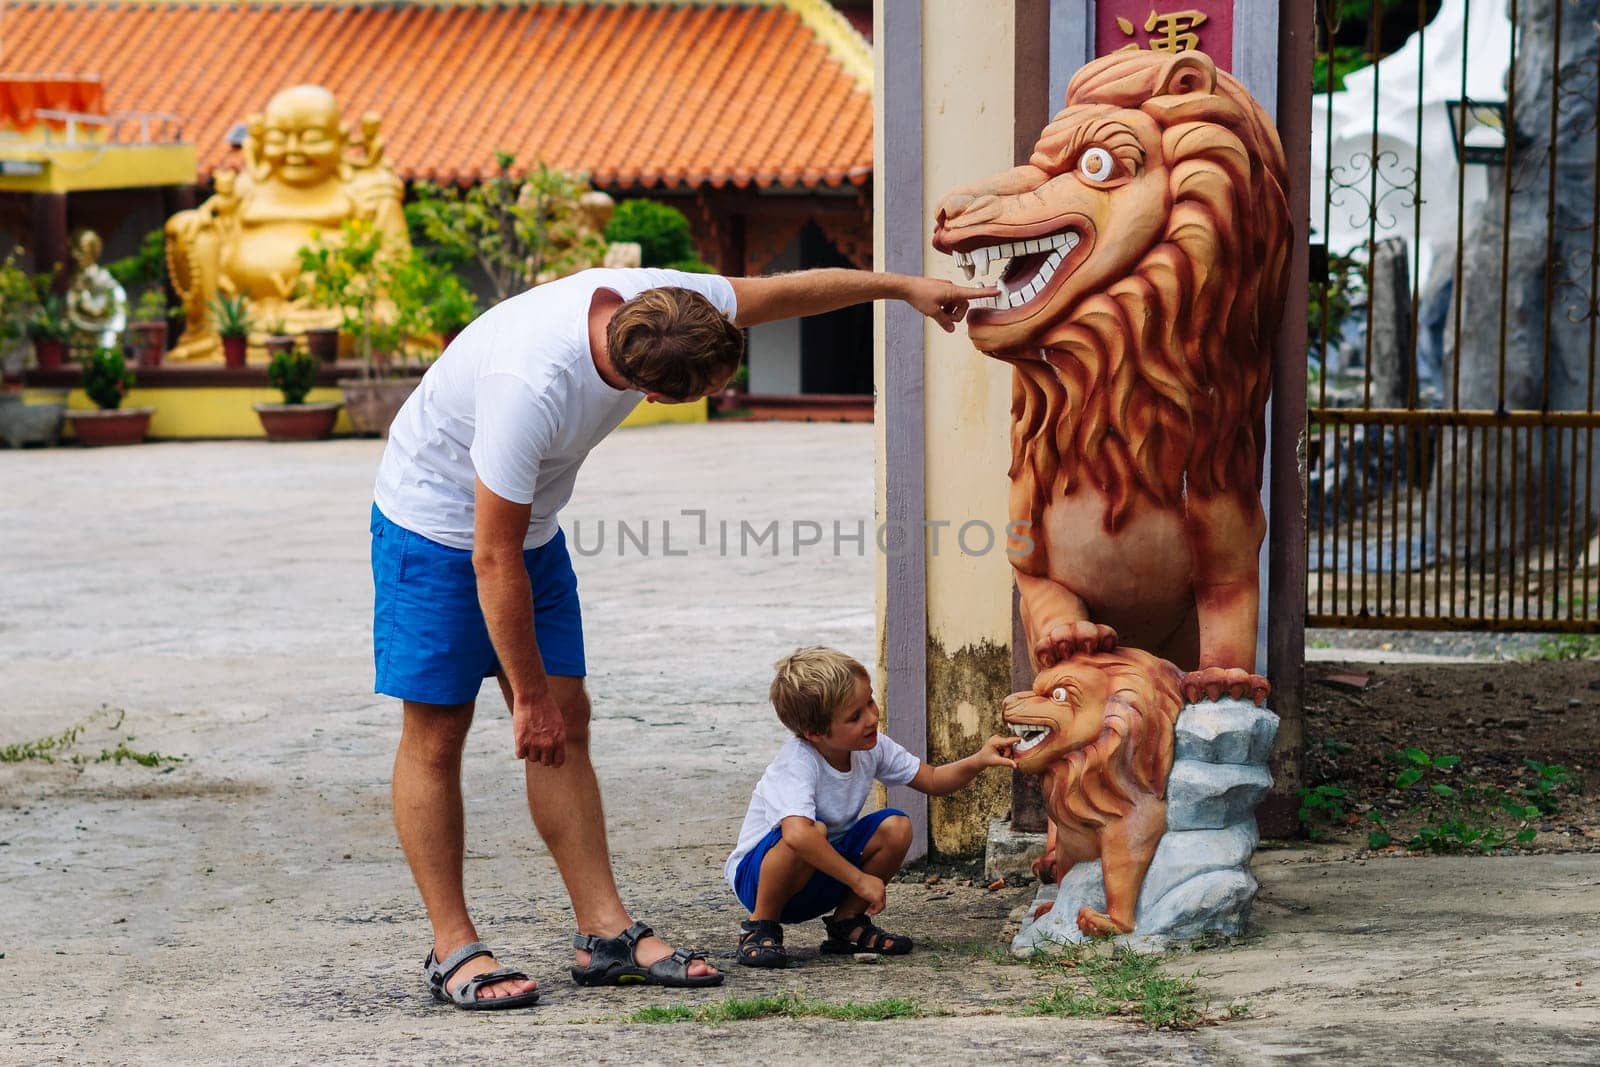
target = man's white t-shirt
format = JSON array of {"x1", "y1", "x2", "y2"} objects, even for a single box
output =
[
  {"x1": 373, "y1": 268, "x2": 738, "y2": 550},
  {"x1": 723, "y1": 735, "x2": 923, "y2": 887}
]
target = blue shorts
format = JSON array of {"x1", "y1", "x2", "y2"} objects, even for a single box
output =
[
  {"x1": 370, "y1": 504, "x2": 586, "y2": 705},
  {"x1": 732, "y1": 808, "x2": 908, "y2": 923}
]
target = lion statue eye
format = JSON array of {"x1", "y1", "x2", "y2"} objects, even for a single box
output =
[
  {"x1": 1078, "y1": 147, "x2": 1115, "y2": 182},
  {"x1": 1051, "y1": 686, "x2": 1069, "y2": 703}
]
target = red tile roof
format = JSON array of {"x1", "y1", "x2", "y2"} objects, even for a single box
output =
[{"x1": 0, "y1": 0, "x2": 873, "y2": 190}]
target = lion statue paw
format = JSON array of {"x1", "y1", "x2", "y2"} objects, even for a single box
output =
[
  {"x1": 1181, "y1": 667, "x2": 1271, "y2": 706},
  {"x1": 1075, "y1": 907, "x2": 1130, "y2": 939},
  {"x1": 1033, "y1": 621, "x2": 1119, "y2": 668}
]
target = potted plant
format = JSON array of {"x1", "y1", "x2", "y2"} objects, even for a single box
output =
[
  {"x1": 211, "y1": 293, "x2": 252, "y2": 369},
  {"x1": 109, "y1": 229, "x2": 170, "y2": 368},
  {"x1": 260, "y1": 317, "x2": 296, "y2": 359},
  {"x1": 299, "y1": 220, "x2": 430, "y2": 437},
  {"x1": 253, "y1": 342, "x2": 341, "y2": 441},
  {"x1": 67, "y1": 346, "x2": 152, "y2": 446},
  {"x1": 26, "y1": 282, "x2": 71, "y2": 370}
]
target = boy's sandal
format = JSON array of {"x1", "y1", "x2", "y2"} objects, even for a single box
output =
[
  {"x1": 737, "y1": 919, "x2": 789, "y2": 968},
  {"x1": 570, "y1": 921, "x2": 725, "y2": 988},
  {"x1": 424, "y1": 941, "x2": 541, "y2": 1010},
  {"x1": 820, "y1": 914, "x2": 914, "y2": 956}
]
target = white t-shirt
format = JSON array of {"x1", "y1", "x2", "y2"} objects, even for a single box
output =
[
  {"x1": 373, "y1": 268, "x2": 738, "y2": 550},
  {"x1": 723, "y1": 734, "x2": 923, "y2": 887}
]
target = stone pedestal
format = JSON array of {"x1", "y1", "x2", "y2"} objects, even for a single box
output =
[{"x1": 1012, "y1": 699, "x2": 1280, "y2": 953}]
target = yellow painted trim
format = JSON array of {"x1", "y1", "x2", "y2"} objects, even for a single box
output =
[
  {"x1": 781, "y1": 0, "x2": 872, "y2": 91},
  {"x1": 28, "y1": 384, "x2": 703, "y2": 437},
  {"x1": 618, "y1": 398, "x2": 708, "y2": 428},
  {"x1": 0, "y1": 144, "x2": 196, "y2": 193}
]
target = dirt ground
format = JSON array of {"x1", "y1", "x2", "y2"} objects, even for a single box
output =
[
  {"x1": 2, "y1": 430, "x2": 1598, "y2": 1065},
  {"x1": 1302, "y1": 660, "x2": 1600, "y2": 852}
]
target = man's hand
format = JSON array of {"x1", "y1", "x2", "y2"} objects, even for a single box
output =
[
  {"x1": 974, "y1": 735, "x2": 1020, "y2": 769},
  {"x1": 900, "y1": 277, "x2": 999, "y2": 332},
  {"x1": 512, "y1": 691, "x2": 567, "y2": 768},
  {"x1": 852, "y1": 872, "x2": 888, "y2": 916}
]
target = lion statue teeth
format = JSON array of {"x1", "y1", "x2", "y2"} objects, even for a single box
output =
[
  {"x1": 1003, "y1": 647, "x2": 1185, "y2": 937},
  {"x1": 931, "y1": 49, "x2": 1291, "y2": 702}
]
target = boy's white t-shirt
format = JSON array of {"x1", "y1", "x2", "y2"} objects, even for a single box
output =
[
  {"x1": 723, "y1": 735, "x2": 923, "y2": 887},
  {"x1": 373, "y1": 267, "x2": 738, "y2": 550}
]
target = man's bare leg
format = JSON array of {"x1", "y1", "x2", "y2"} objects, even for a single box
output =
[
  {"x1": 393, "y1": 699, "x2": 538, "y2": 1000},
  {"x1": 502, "y1": 674, "x2": 718, "y2": 978}
]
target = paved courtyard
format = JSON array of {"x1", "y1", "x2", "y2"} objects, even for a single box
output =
[{"x1": 2, "y1": 424, "x2": 1597, "y2": 1065}]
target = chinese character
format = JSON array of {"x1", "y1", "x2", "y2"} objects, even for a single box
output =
[{"x1": 1144, "y1": 9, "x2": 1207, "y2": 53}]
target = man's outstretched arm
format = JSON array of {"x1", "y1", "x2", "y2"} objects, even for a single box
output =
[{"x1": 729, "y1": 269, "x2": 997, "y2": 332}]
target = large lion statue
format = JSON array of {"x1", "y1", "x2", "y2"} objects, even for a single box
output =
[
  {"x1": 1003, "y1": 647, "x2": 1184, "y2": 936},
  {"x1": 931, "y1": 50, "x2": 1290, "y2": 701}
]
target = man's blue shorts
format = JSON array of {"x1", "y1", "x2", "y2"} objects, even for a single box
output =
[
  {"x1": 732, "y1": 808, "x2": 909, "y2": 923},
  {"x1": 370, "y1": 504, "x2": 586, "y2": 705}
]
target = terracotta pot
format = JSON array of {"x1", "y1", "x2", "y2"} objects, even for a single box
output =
[
  {"x1": 129, "y1": 322, "x2": 167, "y2": 368},
  {"x1": 303, "y1": 327, "x2": 340, "y2": 364},
  {"x1": 32, "y1": 337, "x2": 68, "y2": 370},
  {"x1": 252, "y1": 401, "x2": 342, "y2": 441},
  {"x1": 67, "y1": 406, "x2": 154, "y2": 446},
  {"x1": 263, "y1": 335, "x2": 296, "y2": 357},
  {"x1": 339, "y1": 376, "x2": 421, "y2": 437},
  {"x1": 221, "y1": 334, "x2": 249, "y2": 369}
]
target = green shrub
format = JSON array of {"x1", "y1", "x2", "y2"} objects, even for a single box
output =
[
  {"x1": 82, "y1": 346, "x2": 135, "y2": 410},
  {"x1": 605, "y1": 199, "x2": 713, "y2": 270},
  {"x1": 266, "y1": 345, "x2": 319, "y2": 405}
]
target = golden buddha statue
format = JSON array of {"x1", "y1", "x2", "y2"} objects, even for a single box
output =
[
  {"x1": 165, "y1": 85, "x2": 410, "y2": 362},
  {"x1": 65, "y1": 229, "x2": 127, "y2": 358}
]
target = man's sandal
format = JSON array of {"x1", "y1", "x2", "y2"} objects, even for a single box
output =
[
  {"x1": 820, "y1": 914, "x2": 914, "y2": 956},
  {"x1": 424, "y1": 941, "x2": 541, "y2": 1010},
  {"x1": 570, "y1": 921, "x2": 725, "y2": 988},
  {"x1": 737, "y1": 919, "x2": 789, "y2": 968}
]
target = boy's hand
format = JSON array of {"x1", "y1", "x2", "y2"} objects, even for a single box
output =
[
  {"x1": 853, "y1": 873, "x2": 888, "y2": 916},
  {"x1": 976, "y1": 735, "x2": 1020, "y2": 769}
]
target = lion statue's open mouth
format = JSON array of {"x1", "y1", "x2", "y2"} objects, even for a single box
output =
[{"x1": 946, "y1": 228, "x2": 1087, "y2": 317}]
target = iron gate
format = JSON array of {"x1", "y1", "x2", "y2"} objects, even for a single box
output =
[{"x1": 1308, "y1": 0, "x2": 1600, "y2": 631}]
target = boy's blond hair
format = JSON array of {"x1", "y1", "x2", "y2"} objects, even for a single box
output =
[{"x1": 770, "y1": 646, "x2": 870, "y2": 737}]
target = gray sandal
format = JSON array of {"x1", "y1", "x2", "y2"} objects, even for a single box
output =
[
  {"x1": 570, "y1": 921, "x2": 724, "y2": 988},
  {"x1": 424, "y1": 941, "x2": 541, "y2": 1010}
]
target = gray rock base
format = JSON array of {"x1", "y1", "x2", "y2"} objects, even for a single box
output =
[
  {"x1": 984, "y1": 818, "x2": 1046, "y2": 883},
  {"x1": 1012, "y1": 699, "x2": 1279, "y2": 954}
]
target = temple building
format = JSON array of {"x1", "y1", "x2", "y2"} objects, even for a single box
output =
[{"x1": 0, "y1": 0, "x2": 874, "y2": 412}]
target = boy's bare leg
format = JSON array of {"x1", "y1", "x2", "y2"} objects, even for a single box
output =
[
  {"x1": 750, "y1": 840, "x2": 817, "y2": 921},
  {"x1": 829, "y1": 815, "x2": 913, "y2": 940},
  {"x1": 393, "y1": 699, "x2": 538, "y2": 1000},
  {"x1": 505, "y1": 673, "x2": 719, "y2": 978}
]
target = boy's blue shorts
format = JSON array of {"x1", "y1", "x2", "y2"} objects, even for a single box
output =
[
  {"x1": 733, "y1": 808, "x2": 909, "y2": 923},
  {"x1": 370, "y1": 504, "x2": 586, "y2": 705}
]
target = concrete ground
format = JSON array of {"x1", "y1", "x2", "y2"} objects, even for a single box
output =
[{"x1": 1, "y1": 424, "x2": 1596, "y2": 1066}]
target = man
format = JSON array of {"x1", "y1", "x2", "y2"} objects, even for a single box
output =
[{"x1": 371, "y1": 265, "x2": 994, "y2": 1008}]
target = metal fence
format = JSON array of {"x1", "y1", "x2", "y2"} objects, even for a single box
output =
[{"x1": 1308, "y1": 0, "x2": 1600, "y2": 631}]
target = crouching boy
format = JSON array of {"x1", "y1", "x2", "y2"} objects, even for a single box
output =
[{"x1": 726, "y1": 646, "x2": 1016, "y2": 968}]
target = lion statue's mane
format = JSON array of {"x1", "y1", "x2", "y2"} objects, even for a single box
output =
[{"x1": 1009, "y1": 52, "x2": 1291, "y2": 546}]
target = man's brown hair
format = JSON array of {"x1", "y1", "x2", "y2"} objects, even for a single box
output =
[
  {"x1": 607, "y1": 287, "x2": 745, "y2": 400},
  {"x1": 769, "y1": 646, "x2": 871, "y2": 737}
]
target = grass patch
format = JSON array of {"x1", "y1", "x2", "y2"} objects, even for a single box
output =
[
  {"x1": 1521, "y1": 634, "x2": 1600, "y2": 661},
  {"x1": 627, "y1": 992, "x2": 930, "y2": 1025},
  {"x1": 1019, "y1": 943, "x2": 1210, "y2": 1029},
  {"x1": 0, "y1": 708, "x2": 183, "y2": 768}
]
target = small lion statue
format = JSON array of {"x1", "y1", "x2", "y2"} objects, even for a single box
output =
[
  {"x1": 1003, "y1": 647, "x2": 1184, "y2": 937},
  {"x1": 931, "y1": 49, "x2": 1291, "y2": 700}
]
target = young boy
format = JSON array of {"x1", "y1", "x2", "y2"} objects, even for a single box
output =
[{"x1": 726, "y1": 647, "x2": 1018, "y2": 967}]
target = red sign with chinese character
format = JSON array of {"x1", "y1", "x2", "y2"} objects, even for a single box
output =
[{"x1": 1093, "y1": 1, "x2": 1234, "y2": 71}]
